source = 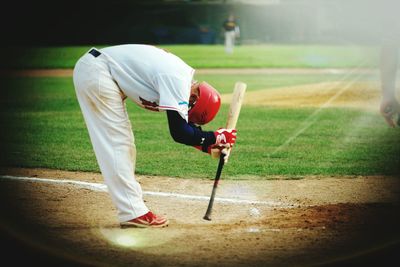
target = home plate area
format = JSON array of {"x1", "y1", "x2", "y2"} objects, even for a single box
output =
[{"x1": 0, "y1": 168, "x2": 399, "y2": 266}]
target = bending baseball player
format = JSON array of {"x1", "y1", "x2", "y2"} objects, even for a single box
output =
[{"x1": 73, "y1": 45, "x2": 237, "y2": 228}]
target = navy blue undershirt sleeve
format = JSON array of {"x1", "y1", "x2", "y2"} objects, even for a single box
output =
[{"x1": 166, "y1": 110, "x2": 216, "y2": 151}]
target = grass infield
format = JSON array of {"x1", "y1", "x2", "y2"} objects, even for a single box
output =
[{"x1": 1, "y1": 74, "x2": 399, "y2": 179}]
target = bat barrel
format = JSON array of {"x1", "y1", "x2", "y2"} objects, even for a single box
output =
[{"x1": 211, "y1": 82, "x2": 247, "y2": 160}]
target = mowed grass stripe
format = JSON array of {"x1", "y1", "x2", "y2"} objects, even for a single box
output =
[
  {"x1": 1, "y1": 73, "x2": 398, "y2": 179},
  {"x1": 3, "y1": 45, "x2": 378, "y2": 69}
]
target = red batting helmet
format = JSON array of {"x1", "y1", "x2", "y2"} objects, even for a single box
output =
[{"x1": 188, "y1": 82, "x2": 221, "y2": 125}]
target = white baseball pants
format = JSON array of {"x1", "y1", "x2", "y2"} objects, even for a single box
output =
[
  {"x1": 73, "y1": 49, "x2": 149, "y2": 222},
  {"x1": 224, "y1": 31, "x2": 236, "y2": 54}
]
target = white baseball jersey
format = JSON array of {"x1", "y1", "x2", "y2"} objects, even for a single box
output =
[{"x1": 100, "y1": 44, "x2": 195, "y2": 121}]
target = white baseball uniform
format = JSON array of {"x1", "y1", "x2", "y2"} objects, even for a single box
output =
[{"x1": 73, "y1": 45, "x2": 194, "y2": 222}]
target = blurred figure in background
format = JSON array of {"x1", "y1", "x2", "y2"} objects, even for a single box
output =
[
  {"x1": 222, "y1": 13, "x2": 240, "y2": 54},
  {"x1": 380, "y1": 43, "x2": 400, "y2": 127},
  {"x1": 379, "y1": 2, "x2": 400, "y2": 127}
]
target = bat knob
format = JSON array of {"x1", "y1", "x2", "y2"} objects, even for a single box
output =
[{"x1": 203, "y1": 215, "x2": 212, "y2": 221}]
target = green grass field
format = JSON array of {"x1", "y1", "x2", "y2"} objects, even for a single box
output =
[
  {"x1": 1, "y1": 73, "x2": 399, "y2": 179},
  {"x1": 4, "y1": 44, "x2": 379, "y2": 69}
]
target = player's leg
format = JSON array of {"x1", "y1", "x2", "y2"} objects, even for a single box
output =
[
  {"x1": 225, "y1": 31, "x2": 234, "y2": 54},
  {"x1": 225, "y1": 31, "x2": 230, "y2": 53},
  {"x1": 73, "y1": 52, "x2": 149, "y2": 222}
]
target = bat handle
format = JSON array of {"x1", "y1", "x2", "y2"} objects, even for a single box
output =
[
  {"x1": 211, "y1": 148, "x2": 221, "y2": 159},
  {"x1": 203, "y1": 154, "x2": 225, "y2": 221},
  {"x1": 211, "y1": 148, "x2": 232, "y2": 164}
]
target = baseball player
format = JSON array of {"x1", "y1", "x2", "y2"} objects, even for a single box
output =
[
  {"x1": 73, "y1": 44, "x2": 237, "y2": 228},
  {"x1": 222, "y1": 13, "x2": 240, "y2": 54},
  {"x1": 379, "y1": 2, "x2": 400, "y2": 127}
]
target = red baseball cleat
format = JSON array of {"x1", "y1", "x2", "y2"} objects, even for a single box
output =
[{"x1": 120, "y1": 211, "x2": 169, "y2": 228}]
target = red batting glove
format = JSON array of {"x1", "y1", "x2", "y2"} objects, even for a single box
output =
[
  {"x1": 193, "y1": 128, "x2": 237, "y2": 159},
  {"x1": 214, "y1": 128, "x2": 237, "y2": 148},
  {"x1": 212, "y1": 128, "x2": 237, "y2": 163}
]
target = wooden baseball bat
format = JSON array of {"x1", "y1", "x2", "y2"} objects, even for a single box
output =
[
  {"x1": 210, "y1": 81, "x2": 247, "y2": 160},
  {"x1": 203, "y1": 81, "x2": 247, "y2": 221}
]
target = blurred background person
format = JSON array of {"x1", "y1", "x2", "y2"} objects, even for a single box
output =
[
  {"x1": 222, "y1": 13, "x2": 240, "y2": 54},
  {"x1": 379, "y1": 1, "x2": 400, "y2": 127}
]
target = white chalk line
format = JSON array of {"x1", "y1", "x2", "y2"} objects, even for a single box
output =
[{"x1": 0, "y1": 175, "x2": 298, "y2": 208}]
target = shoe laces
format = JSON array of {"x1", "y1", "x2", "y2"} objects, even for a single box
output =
[{"x1": 140, "y1": 211, "x2": 156, "y2": 222}]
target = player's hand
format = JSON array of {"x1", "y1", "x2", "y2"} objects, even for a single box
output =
[
  {"x1": 193, "y1": 128, "x2": 237, "y2": 163},
  {"x1": 214, "y1": 128, "x2": 237, "y2": 148},
  {"x1": 213, "y1": 128, "x2": 237, "y2": 163},
  {"x1": 380, "y1": 98, "x2": 400, "y2": 127}
]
